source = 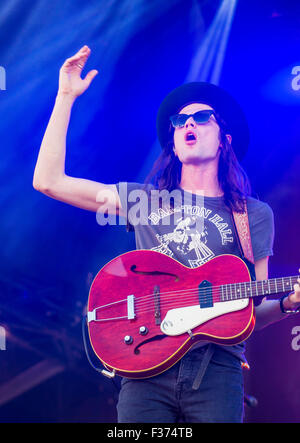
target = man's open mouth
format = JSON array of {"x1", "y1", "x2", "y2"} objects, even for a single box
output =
[{"x1": 185, "y1": 131, "x2": 197, "y2": 144}]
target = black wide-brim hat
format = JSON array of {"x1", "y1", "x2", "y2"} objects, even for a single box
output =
[{"x1": 156, "y1": 82, "x2": 249, "y2": 161}]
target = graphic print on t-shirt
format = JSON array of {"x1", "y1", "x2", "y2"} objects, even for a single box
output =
[{"x1": 149, "y1": 204, "x2": 234, "y2": 268}]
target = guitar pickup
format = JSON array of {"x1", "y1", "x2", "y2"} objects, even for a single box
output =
[{"x1": 199, "y1": 280, "x2": 213, "y2": 308}]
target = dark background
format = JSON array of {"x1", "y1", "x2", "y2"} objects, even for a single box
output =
[{"x1": 0, "y1": 0, "x2": 299, "y2": 423}]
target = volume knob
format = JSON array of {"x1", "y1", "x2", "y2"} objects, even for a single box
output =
[
  {"x1": 124, "y1": 335, "x2": 133, "y2": 345},
  {"x1": 139, "y1": 326, "x2": 149, "y2": 336}
]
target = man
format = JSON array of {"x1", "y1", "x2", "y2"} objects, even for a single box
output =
[{"x1": 33, "y1": 45, "x2": 300, "y2": 423}]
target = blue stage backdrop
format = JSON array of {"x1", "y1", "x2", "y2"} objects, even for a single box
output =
[{"x1": 0, "y1": 0, "x2": 299, "y2": 423}]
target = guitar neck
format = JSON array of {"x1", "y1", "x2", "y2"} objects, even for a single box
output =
[{"x1": 220, "y1": 275, "x2": 298, "y2": 302}]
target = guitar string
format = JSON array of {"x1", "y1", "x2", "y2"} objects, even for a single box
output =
[
  {"x1": 130, "y1": 274, "x2": 299, "y2": 311},
  {"x1": 91, "y1": 275, "x2": 299, "y2": 314},
  {"x1": 134, "y1": 290, "x2": 233, "y2": 314},
  {"x1": 94, "y1": 280, "x2": 287, "y2": 320},
  {"x1": 91, "y1": 294, "x2": 243, "y2": 322},
  {"x1": 90, "y1": 288, "x2": 224, "y2": 321},
  {"x1": 90, "y1": 276, "x2": 298, "y2": 322},
  {"x1": 136, "y1": 274, "x2": 298, "y2": 307},
  {"x1": 90, "y1": 285, "x2": 281, "y2": 322}
]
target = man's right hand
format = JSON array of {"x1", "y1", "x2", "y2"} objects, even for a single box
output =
[
  {"x1": 58, "y1": 45, "x2": 98, "y2": 98},
  {"x1": 34, "y1": 45, "x2": 122, "y2": 216}
]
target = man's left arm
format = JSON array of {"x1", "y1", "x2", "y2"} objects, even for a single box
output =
[{"x1": 254, "y1": 257, "x2": 300, "y2": 330}]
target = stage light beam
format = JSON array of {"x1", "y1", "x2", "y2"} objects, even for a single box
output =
[{"x1": 186, "y1": 0, "x2": 238, "y2": 85}]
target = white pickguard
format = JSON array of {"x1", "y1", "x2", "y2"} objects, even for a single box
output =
[{"x1": 160, "y1": 299, "x2": 249, "y2": 336}]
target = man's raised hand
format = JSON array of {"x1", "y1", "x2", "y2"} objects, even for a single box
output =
[{"x1": 58, "y1": 45, "x2": 98, "y2": 98}]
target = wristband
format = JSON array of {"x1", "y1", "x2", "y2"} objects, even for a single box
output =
[{"x1": 280, "y1": 293, "x2": 300, "y2": 314}]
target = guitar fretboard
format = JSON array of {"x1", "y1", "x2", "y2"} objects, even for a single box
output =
[{"x1": 220, "y1": 276, "x2": 298, "y2": 302}]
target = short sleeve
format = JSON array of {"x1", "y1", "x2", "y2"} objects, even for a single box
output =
[{"x1": 247, "y1": 197, "x2": 275, "y2": 262}]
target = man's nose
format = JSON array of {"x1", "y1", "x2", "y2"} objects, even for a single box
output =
[{"x1": 185, "y1": 117, "x2": 196, "y2": 128}]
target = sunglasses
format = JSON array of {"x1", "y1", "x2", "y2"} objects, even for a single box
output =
[{"x1": 169, "y1": 109, "x2": 216, "y2": 128}]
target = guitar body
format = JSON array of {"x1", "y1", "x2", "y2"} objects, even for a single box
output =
[{"x1": 87, "y1": 250, "x2": 255, "y2": 378}]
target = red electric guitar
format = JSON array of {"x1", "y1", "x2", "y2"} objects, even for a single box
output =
[{"x1": 87, "y1": 250, "x2": 298, "y2": 379}]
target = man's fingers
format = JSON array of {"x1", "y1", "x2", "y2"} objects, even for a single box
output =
[
  {"x1": 62, "y1": 46, "x2": 91, "y2": 69},
  {"x1": 293, "y1": 282, "x2": 300, "y2": 299},
  {"x1": 84, "y1": 69, "x2": 99, "y2": 85}
]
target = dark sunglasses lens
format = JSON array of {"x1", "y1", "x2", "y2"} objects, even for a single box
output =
[
  {"x1": 170, "y1": 114, "x2": 188, "y2": 128},
  {"x1": 170, "y1": 110, "x2": 214, "y2": 128},
  {"x1": 193, "y1": 110, "x2": 214, "y2": 123}
]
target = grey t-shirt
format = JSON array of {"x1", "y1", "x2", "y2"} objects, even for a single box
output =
[{"x1": 116, "y1": 182, "x2": 275, "y2": 362}]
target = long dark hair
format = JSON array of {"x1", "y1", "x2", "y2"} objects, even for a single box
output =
[{"x1": 144, "y1": 123, "x2": 251, "y2": 213}]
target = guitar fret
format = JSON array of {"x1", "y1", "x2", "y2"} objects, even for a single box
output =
[
  {"x1": 222, "y1": 284, "x2": 226, "y2": 301},
  {"x1": 282, "y1": 277, "x2": 292, "y2": 292},
  {"x1": 247, "y1": 282, "x2": 251, "y2": 297},
  {"x1": 236, "y1": 283, "x2": 241, "y2": 299},
  {"x1": 220, "y1": 275, "x2": 298, "y2": 304}
]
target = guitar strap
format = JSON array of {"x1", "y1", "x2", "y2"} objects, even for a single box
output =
[
  {"x1": 192, "y1": 344, "x2": 215, "y2": 390},
  {"x1": 232, "y1": 201, "x2": 255, "y2": 265}
]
